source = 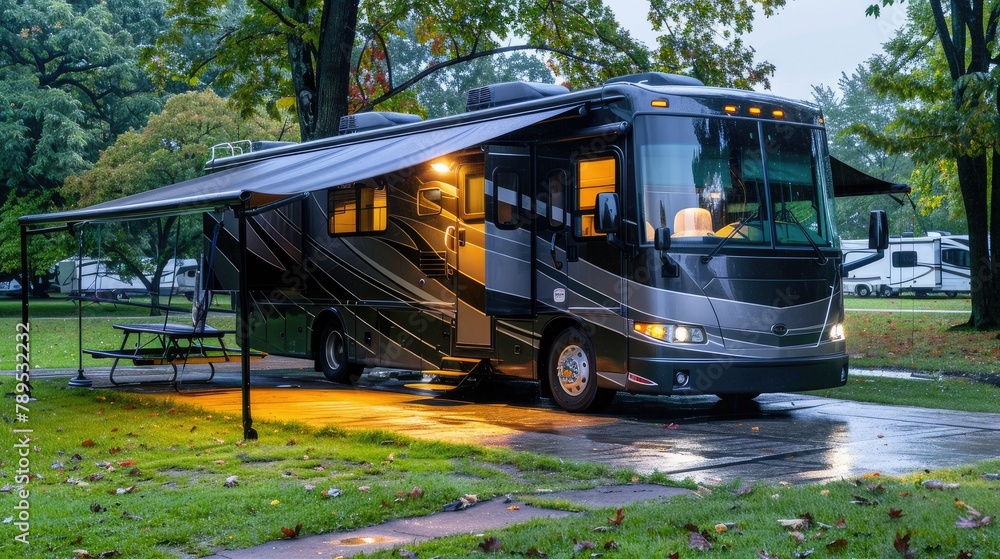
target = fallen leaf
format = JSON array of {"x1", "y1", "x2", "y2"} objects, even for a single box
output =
[
  {"x1": 826, "y1": 538, "x2": 848, "y2": 552},
  {"x1": 608, "y1": 507, "x2": 624, "y2": 526},
  {"x1": 121, "y1": 511, "x2": 142, "y2": 521},
  {"x1": 794, "y1": 550, "x2": 814, "y2": 558},
  {"x1": 322, "y1": 487, "x2": 342, "y2": 498},
  {"x1": 89, "y1": 503, "x2": 106, "y2": 513},
  {"x1": 358, "y1": 485, "x2": 370, "y2": 492},
  {"x1": 835, "y1": 518, "x2": 847, "y2": 529},
  {"x1": 526, "y1": 547, "x2": 548, "y2": 558},
  {"x1": 507, "y1": 505, "x2": 520, "y2": 511},
  {"x1": 958, "y1": 551, "x2": 974, "y2": 559},
  {"x1": 118, "y1": 460, "x2": 136, "y2": 468},
  {"x1": 82, "y1": 440, "x2": 95, "y2": 448},
  {"x1": 888, "y1": 508, "x2": 906, "y2": 519},
  {"x1": 280, "y1": 523, "x2": 302, "y2": 538},
  {"x1": 922, "y1": 479, "x2": 960, "y2": 490},
  {"x1": 604, "y1": 540, "x2": 619, "y2": 550},
  {"x1": 478, "y1": 535, "x2": 502, "y2": 552},
  {"x1": 788, "y1": 530, "x2": 805, "y2": 544},
  {"x1": 408, "y1": 486, "x2": 424, "y2": 499},
  {"x1": 286, "y1": 437, "x2": 296, "y2": 446},
  {"x1": 572, "y1": 539, "x2": 594, "y2": 552},
  {"x1": 689, "y1": 531, "x2": 712, "y2": 551},
  {"x1": 398, "y1": 549, "x2": 417, "y2": 559},
  {"x1": 893, "y1": 531, "x2": 912, "y2": 554},
  {"x1": 224, "y1": 476, "x2": 239, "y2": 488},
  {"x1": 112, "y1": 486, "x2": 137, "y2": 495},
  {"x1": 778, "y1": 518, "x2": 809, "y2": 530},
  {"x1": 73, "y1": 550, "x2": 92, "y2": 559},
  {"x1": 669, "y1": 554, "x2": 680, "y2": 559},
  {"x1": 955, "y1": 514, "x2": 993, "y2": 529},
  {"x1": 758, "y1": 551, "x2": 781, "y2": 559},
  {"x1": 733, "y1": 481, "x2": 754, "y2": 495}
]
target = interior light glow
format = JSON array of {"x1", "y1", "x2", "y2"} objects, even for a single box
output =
[{"x1": 651, "y1": 99, "x2": 669, "y2": 108}]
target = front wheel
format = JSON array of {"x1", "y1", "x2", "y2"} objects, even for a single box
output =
[
  {"x1": 855, "y1": 284, "x2": 871, "y2": 297},
  {"x1": 319, "y1": 323, "x2": 363, "y2": 384},
  {"x1": 547, "y1": 327, "x2": 615, "y2": 413},
  {"x1": 879, "y1": 285, "x2": 894, "y2": 298}
]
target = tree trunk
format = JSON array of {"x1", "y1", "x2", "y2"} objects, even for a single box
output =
[
  {"x1": 286, "y1": 0, "x2": 318, "y2": 140},
  {"x1": 311, "y1": 0, "x2": 360, "y2": 141},
  {"x1": 958, "y1": 153, "x2": 997, "y2": 328}
]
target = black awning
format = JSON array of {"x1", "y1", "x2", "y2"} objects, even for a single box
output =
[
  {"x1": 830, "y1": 156, "x2": 910, "y2": 197},
  {"x1": 20, "y1": 105, "x2": 575, "y2": 227}
]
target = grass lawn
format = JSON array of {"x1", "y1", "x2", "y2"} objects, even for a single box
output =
[
  {"x1": 844, "y1": 295, "x2": 1000, "y2": 375},
  {"x1": 0, "y1": 381, "x2": 626, "y2": 558},
  {"x1": 3, "y1": 381, "x2": 998, "y2": 559}
]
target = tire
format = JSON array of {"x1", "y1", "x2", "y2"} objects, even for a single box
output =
[
  {"x1": 880, "y1": 285, "x2": 893, "y2": 298},
  {"x1": 855, "y1": 284, "x2": 871, "y2": 298},
  {"x1": 547, "y1": 327, "x2": 616, "y2": 413},
  {"x1": 945, "y1": 291, "x2": 958, "y2": 298},
  {"x1": 319, "y1": 323, "x2": 363, "y2": 384}
]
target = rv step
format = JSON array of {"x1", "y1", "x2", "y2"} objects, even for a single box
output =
[
  {"x1": 422, "y1": 369, "x2": 468, "y2": 379},
  {"x1": 403, "y1": 382, "x2": 460, "y2": 392},
  {"x1": 438, "y1": 357, "x2": 483, "y2": 372}
]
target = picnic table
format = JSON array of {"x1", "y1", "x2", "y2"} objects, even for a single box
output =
[{"x1": 83, "y1": 322, "x2": 266, "y2": 387}]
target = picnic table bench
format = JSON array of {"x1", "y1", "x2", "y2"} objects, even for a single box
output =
[{"x1": 83, "y1": 323, "x2": 266, "y2": 387}]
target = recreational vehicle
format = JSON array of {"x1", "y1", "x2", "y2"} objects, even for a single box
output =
[
  {"x1": 54, "y1": 257, "x2": 198, "y2": 299},
  {"x1": 196, "y1": 72, "x2": 894, "y2": 411},
  {"x1": 21, "y1": 72, "x2": 901, "y2": 412},
  {"x1": 842, "y1": 234, "x2": 971, "y2": 297}
]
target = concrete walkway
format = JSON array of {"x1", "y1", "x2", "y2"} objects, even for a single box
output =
[{"x1": 203, "y1": 484, "x2": 690, "y2": 558}]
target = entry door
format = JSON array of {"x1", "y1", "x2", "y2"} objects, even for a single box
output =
[
  {"x1": 484, "y1": 146, "x2": 534, "y2": 317},
  {"x1": 565, "y1": 153, "x2": 628, "y2": 373},
  {"x1": 454, "y1": 163, "x2": 492, "y2": 347}
]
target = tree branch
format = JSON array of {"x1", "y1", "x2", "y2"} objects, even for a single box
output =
[{"x1": 357, "y1": 44, "x2": 601, "y2": 112}]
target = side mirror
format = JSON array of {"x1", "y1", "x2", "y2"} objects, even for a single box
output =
[
  {"x1": 594, "y1": 192, "x2": 621, "y2": 234},
  {"x1": 654, "y1": 227, "x2": 671, "y2": 251},
  {"x1": 422, "y1": 188, "x2": 442, "y2": 203},
  {"x1": 869, "y1": 209, "x2": 888, "y2": 250}
]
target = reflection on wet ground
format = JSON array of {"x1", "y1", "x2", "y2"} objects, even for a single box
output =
[{"x1": 36, "y1": 361, "x2": 1000, "y2": 485}]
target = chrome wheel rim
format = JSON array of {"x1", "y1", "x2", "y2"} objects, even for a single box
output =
[{"x1": 555, "y1": 343, "x2": 589, "y2": 396}]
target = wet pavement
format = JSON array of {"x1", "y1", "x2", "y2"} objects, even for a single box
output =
[{"x1": 35, "y1": 358, "x2": 1000, "y2": 485}]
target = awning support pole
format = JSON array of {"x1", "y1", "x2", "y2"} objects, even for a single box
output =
[
  {"x1": 237, "y1": 202, "x2": 257, "y2": 440},
  {"x1": 69, "y1": 225, "x2": 92, "y2": 387}
]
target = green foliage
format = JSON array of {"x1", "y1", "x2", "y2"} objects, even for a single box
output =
[
  {"x1": 0, "y1": 0, "x2": 167, "y2": 273},
  {"x1": 150, "y1": 0, "x2": 784, "y2": 140},
  {"x1": 648, "y1": 0, "x2": 785, "y2": 88}
]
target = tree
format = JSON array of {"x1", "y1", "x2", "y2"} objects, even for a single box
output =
[
  {"x1": 152, "y1": 0, "x2": 784, "y2": 142},
  {"x1": 61, "y1": 90, "x2": 297, "y2": 312},
  {"x1": 866, "y1": 1, "x2": 1000, "y2": 329},
  {"x1": 0, "y1": 0, "x2": 167, "y2": 278}
]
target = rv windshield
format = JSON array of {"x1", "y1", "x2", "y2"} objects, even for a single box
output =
[{"x1": 636, "y1": 115, "x2": 836, "y2": 249}]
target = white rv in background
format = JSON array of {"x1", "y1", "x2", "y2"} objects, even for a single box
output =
[
  {"x1": 842, "y1": 234, "x2": 971, "y2": 297},
  {"x1": 54, "y1": 257, "x2": 198, "y2": 299}
]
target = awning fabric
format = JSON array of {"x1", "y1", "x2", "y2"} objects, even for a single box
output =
[
  {"x1": 20, "y1": 106, "x2": 575, "y2": 227},
  {"x1": 830, "y1": 156, "x2": 910, "y2": 197}
]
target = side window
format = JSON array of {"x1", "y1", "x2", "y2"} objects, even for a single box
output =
[
  {"x1": 328, "y1": 184, "x2": 387, "y2": 235},
  {"x1": 576, "y1": 156, "x2": 617, "y2": 237},
  {"x1": 494, "y1": 169, "x2": 520, "y2": 229},
  {"x1": 545, "y1": 169, "x2": 567, "y2": 228},
  {"x1": 460, "y1": 165, "x2": 485, "y2": 220},
  {"x1": 943, "y1": 248, "x2": 970, "y2": 268},
  {"x1": 892, "y1": 250, "x2": 918, "y2": 268}
]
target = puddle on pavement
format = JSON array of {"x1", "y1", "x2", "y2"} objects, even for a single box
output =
[{"x1": 339, "y1": 536, "x2": 391, "y2": 545}]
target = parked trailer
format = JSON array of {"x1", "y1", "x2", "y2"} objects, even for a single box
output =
[
  {"x1": 54, "y1": 257, "x2": 198, "y2": 299},
  {"x1": 199, "y1": 72, "x2": 895, "y2": 412},
  {"x1": 842, "y1": 234, "x2": 970, "y2": 297}
]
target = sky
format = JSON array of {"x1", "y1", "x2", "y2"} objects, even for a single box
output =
[{"x1": 609, "y1": 0, "x2": 907, "y2": 103}]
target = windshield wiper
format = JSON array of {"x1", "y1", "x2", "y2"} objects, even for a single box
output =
[
  {"x1": 781, "y1": 211, "x2": 828, "y2": 265},
  {"x1": 701, "y1": 209, "x2": 758, "y2": 263}
]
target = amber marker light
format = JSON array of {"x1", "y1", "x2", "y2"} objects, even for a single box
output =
[
  {"x1": 772, "y1": 109, "x2": 785, "y2": 118},
  {"x1": 724, "y1": 104, "x2": 738, "y2": 114},
  {"x1": 651, "y1": 99, "x2": 669, "y2": 108},
  {"x1": 748, "y1": 106, "x2": 762, "y2": 116}
]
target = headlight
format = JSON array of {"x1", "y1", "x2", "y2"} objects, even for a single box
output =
[
  {"x1": 634, "y1": 322, "x2": 707, "y2": 344},
  {"x1": 830, "y1": 323, "x2": 845, "y2": 341}
]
